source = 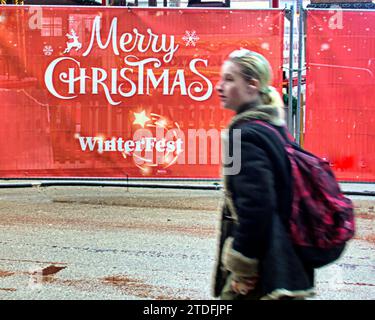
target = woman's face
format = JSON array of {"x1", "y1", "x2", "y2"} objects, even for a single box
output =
[{"x1": 216, "y1": 60, "x2": 259, "y2": 112}]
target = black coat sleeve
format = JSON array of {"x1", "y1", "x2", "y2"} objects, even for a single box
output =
[
  {"x1": 222, "y1": 127, "x2": 278, "y2": 278},
  {"x1": 232, "y1": 128, "x2": 277, "y2": 257}
]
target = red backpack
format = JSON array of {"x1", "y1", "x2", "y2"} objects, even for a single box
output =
[{"x1": 254, "y1": 121, "x2": 355, "y2": 268}]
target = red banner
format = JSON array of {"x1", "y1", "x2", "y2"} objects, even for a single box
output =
[
  {"x1": 0, "y1": 7, "x2": 284, "y2": 178},
  {"x1": 305, "y1": 10, "x2": 375, "y2": 182}
]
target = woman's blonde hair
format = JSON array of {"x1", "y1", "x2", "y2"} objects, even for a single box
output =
[{"x1": 228, "y1": 49, "x2": 284, "y2": 111}]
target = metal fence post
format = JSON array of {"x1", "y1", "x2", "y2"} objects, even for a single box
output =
[
  {"x1": 286, "y1": 6, "x2": 295, "y2": 135},
  {"x1": 296, "y1": 0, "x2": 304, "y2": 145}
]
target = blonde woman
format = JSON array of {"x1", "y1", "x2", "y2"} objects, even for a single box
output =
[{"x1": 212, "y1": 49, "x2": 314, "y2": 300}]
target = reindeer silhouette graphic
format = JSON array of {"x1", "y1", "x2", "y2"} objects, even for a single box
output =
[{"x1": 63, "y1": 29, "x2": 82, "y2": 54}]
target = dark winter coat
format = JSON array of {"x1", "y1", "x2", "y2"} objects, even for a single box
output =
[{"x1": 213, "y1": 104, "x2": 315, "y2": 300}]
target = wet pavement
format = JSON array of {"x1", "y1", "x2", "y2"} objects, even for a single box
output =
[{"x1": 0, "y1": 184, "x2": 374, "y2": 300}]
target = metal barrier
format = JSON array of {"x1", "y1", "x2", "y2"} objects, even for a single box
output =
[{"x1": 0, "y1": 3, "x2": 374, "y2": 182}]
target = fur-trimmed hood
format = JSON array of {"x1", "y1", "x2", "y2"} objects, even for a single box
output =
[{"x1": 229, "y1": 103, "x2": 285, "y2": 129}]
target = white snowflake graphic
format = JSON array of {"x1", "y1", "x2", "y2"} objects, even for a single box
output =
[
  {"x1": 43, "y1": 45, "x2": 54, "y2": 56},
  {"x1": 182, "y1": 30, "x2": 200, "y2": 47}
]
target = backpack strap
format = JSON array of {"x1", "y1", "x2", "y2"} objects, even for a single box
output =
[
  {"x1": 252, "y1": 120, "x2": 321, "y2": 160},
  {"x1": 251, "y1": 120, "x2": 290, "y2": 147},
  {"x1": 250, "y1": 120, "x2": 295, "y2": 233}
]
